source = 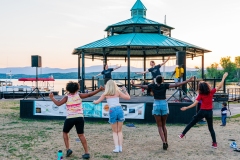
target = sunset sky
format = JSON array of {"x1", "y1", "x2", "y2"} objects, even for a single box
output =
[{"x1": 0, "y1": 0, "x2": 239, "y2": 70}]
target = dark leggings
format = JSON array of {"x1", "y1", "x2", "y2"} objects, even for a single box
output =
[{"x1": 182, "y1": 109, "x2": 216, "y2": 143}]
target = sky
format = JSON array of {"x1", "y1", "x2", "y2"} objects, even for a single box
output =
[{"x1": 0, "y1": 0, "x2": 240, "y2": 70}]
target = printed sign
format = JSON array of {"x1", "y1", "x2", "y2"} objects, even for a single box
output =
[
  {"x1": 82, "y1": 102, "x2": 102, "y2": 118},
  {"x1": 102, "y1": 103, "x2": 145, "y2": 119},
  {"x1": 34, "y1": 101, "x2": 66, "y2": 116},
  {"x1": 34, "y1": 101, "x2": 145, "y2": 119}
]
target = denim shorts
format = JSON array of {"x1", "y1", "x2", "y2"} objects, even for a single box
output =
[
  {"x1": 152, "y1": 100, "x2": 169, "y2": 116},
  {"x1": 109, "y1": 106, "x2": 125, "y2": 124}
]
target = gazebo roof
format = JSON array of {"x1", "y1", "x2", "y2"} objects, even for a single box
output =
[
  {"x1": 72, "y1": 33, "x2": 210, "y2": 57},
  {"x1": 105, "y1": 17, "x2": 174, "y2": 31},
  {"x1": 72, "y1": 0, "x2": 211, "y2": 59}
]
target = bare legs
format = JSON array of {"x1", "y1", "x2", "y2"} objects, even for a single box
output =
[
  {"x1": 154, "y1": 115, "x2": 168, "y2": 144},
  {"x1": 63, "y1": 132, "x2": 89, "y2": 154},
  {"x1": 111, "y1": 122, "x2": 123, "y2": 152},
  {"x1": 78, "y1": 134, "x2": 89, "y2": 154},
  {"x1": 63, "y1": 132, "x2": 70, "y2": 150}
]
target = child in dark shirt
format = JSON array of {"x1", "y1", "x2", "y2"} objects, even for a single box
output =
[{"x1": 220, "y1": 102, "x2": 227, "y2": 126}]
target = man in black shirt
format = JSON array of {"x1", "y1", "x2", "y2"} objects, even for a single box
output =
[
  {"x1": 136, "y1": 57, "x2": 170, "y2": 83},
  {"x1": 95, "y1": 64, "x2": 121, "y2": 84}
]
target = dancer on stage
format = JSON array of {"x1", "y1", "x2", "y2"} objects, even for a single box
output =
[
  {"x1": 179, "y1": 72, "x2": 228, "y2": 149},
  {"x1": 131, "y1": 75, "x2": 194, "y2": 150},
  {"x1": 95, "y1": 64, "x2": 121, "y2": 84},
  {"x1": 49, "y1": 81, "x2": 104, "y2": 159},
  {"x1": 172, "y1": 64, "x2": 184, "y2": 82},
  {"x1": 93, "y1": 80, "x2": 130, "y2": 153},
  {"x1": 136, "y1": 57, "x2": 170, "y2": 83}
]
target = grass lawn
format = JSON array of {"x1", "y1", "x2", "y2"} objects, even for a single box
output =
[{"x1": 0, "y1": 100, "x2": 240, "y2": 160}]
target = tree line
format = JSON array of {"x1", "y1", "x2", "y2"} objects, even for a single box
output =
[{"x1": 206, "y1": 56, "x2": 240, "y2": 82}]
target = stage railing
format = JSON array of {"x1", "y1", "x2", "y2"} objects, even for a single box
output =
[
  {"x1": 227, "y1": 88, "x2": 240, "y2": 101},
  {"x1": 82, "y1": 76, "x2": 229, "y2": 95}
]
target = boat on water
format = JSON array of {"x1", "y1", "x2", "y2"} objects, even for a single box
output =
[{"x1": 0, "y1": 73, "x2": 59, "y2": 99}]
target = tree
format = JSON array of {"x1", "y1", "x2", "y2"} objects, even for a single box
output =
[
  {"x1": 235, "y1": 56, "x2": 240, "y2": 81},
  {"x1": 194, "y1": 66, "x2": 203, "y2": 79},
  {"x1": 220, "y1": 56, "x2": 237, "y2": 80},
  {"x1": 206, "y1": 62, "x2": 222, "y2": 78}
]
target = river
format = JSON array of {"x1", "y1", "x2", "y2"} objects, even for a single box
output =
[{"x1": 8, "y1": 79, "x2": 240, "y2": 95}]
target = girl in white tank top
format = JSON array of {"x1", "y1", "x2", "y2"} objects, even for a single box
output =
[{"x1": 93, "y1": 80, "x2": 130, "y2": 153}]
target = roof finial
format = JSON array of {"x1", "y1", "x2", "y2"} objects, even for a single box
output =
[
  {"x1": 164, "y1": 15, "x2": 166, "y2": 24},
  {"x1": 131, "y1": 0, "x2": 147, "y2": 18}
]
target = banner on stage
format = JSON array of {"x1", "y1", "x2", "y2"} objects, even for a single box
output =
[
  {"x1": 34, "y1": 101, "x2": 67, "y2": 116},
  {"x1": 102, "y1": 103, "x2": 145, "y2": 119},
  {"x1": 34, "y1": 101, "x2": 145, "y2": 119}
]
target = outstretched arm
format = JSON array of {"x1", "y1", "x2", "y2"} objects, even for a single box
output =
[
  {"x1": 181, "y1": 100, "x2": 199, "y2": 111},
  {"x1": 131, "y1": 80, "x2": 148, "y2": 89},
  {"x1": 119, "y1": 86, "x2": 130, "y2": 100},
  {"x1": 49, "y1": 93, "x2": 67, "y2": 106},
  {"x1": 135, "y1": 70, "x2": 149, "y2": 75},
  {"x1": 113, "y1": 64, "x2": 121, "y2": 71},
  {"x1": 160, "y1": 56, "x2": 170, "y2": 66},
  {"x1": 216, "y1": 72, "x2": 228, "y2": 91},
  {"x1": 171, "y1": 71, "x2": 176, "y2": 78},
  {"x1": 79, "y1": 86, "x2": 104, "y2": 99},
  {"x1": 93, "y1": 94, "x2": 105, "y2": 104},
  {"x1": 169, "y1": 76, "x2": 194, "y2": 88},
  {"x1": 95, "y1": 72, "x2": 102, "y2": 77}
]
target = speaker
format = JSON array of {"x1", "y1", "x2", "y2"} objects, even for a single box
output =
[
  {"x1": 31, "y1": 55, "x2": 42, "y2": 67},
  {"x1": 176, "y1": 51, "x2": 186, "y2": 66},
  {"x1": 176, "y1": 51, "x2": 187, "y2": 93}
]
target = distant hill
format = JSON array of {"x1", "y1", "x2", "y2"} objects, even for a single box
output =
[{"x1": 0, "y1": 65, "x2": 197, "y2": 75}]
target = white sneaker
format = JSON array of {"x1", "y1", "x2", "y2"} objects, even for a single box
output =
[
  {"x1": 113, "y1": 146, "x2": 120, "y2": 153},
  {"x1": 113, "y1": 148, "x2": 119, "y2": 153},
  {"x1": 119, "y1": 146, "x2": 122, "y2": 152}
]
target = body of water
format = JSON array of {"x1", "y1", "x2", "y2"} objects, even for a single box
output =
[{"x1": 6, "y1": 79, "x2": 240, "y2": 95}]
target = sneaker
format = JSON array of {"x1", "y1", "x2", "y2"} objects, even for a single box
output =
[
  {"x1": 119, "y1": 146, "x2": 122, "y2": 152},
  {"x1": 163, "y1": 143, "x2": 167, "y2": 150},
  {"x1": 113, "y1": 148, "x2": 119, "y2": 153},
  {"x1": 66, "y1": 149, "x2": 72, "y2": 157},
  {"x1": 82, "y1": 153, "x2": 90, "y2": 159},
  {"x1": 212, "y1": 142, "x2": 217, "y2": 149},
  {"x1": 178, "y1": 134, "x2": 185, "y2": 139}
]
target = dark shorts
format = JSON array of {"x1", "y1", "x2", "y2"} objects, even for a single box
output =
[
  {"x1": 104, "y1": 78, "x2": 111, "y2": 84},
  {"x1": 63, "y1": 117, "x2": 84, "y2": 134}
]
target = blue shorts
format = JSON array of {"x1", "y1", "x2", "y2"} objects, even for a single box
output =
[
  {"x1": 152, "y1": 100, "x2": 169, "y2": 116},
  {"x1": 109, "y1": 106, "x2": 125, "y2": 124}
]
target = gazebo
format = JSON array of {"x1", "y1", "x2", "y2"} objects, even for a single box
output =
[{"x1": 72, "y1": 0, "x2": 211, "y2": 93}]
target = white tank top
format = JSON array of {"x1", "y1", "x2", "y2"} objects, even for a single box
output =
[{"x1": 106, "y1": 97, "x2": 121, "y2": 108}]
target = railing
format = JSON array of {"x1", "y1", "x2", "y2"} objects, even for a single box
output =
[
  {"x1": 80, "y1": 76, "x2": 227, "y2": 93},
  {"x1": 227, "y1": 88, "x2": 240, "y2": 101},
  {"x1": 67, "y1": 77, "x2": 240, "y2": 103}
]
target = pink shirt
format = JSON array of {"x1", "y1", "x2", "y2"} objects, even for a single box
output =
[
  {"x1": 196, "y1": 88, "x2": 216, "y2": 110},
  {"x1": 66, "y1": 93, "x2": 83, "y2": 118}
]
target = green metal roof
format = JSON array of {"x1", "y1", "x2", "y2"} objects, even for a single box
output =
[
  {"x1": 73, "y1": 33, "x2": 210, "y2": 53},
  {"x1": 131, "y1": 0, "x2": 147, "y2": 10},
  {"x1": 105, "y1": 17, "x2": 174, "y2": 31}
]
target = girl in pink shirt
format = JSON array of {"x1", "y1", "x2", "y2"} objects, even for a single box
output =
[{"x1": 50, "y1": 82, "x2": 104, "y2": 159}]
